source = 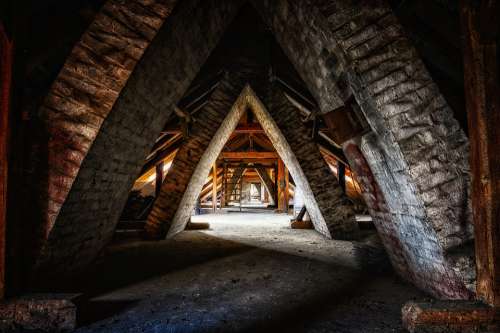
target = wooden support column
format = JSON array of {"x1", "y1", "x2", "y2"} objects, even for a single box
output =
[
  {"x1": 277, "y1": 158, "x2": 289, "y2": 213},
  {"x1": 155, "y1": 161, "x2": 164, "y2": 198},
  {"x1": 221, "y1": 162, "x2": 226, "y2": 208},
  {"x1": 338, "y1": 161, "x2": 346, "y2": 193},
  {"x1": 273, "y1": 164, "x2": 278, "y2": 206},
  {"x1": 0, "y1": 22, "x2": 13, "y2": 300},
  {"x1": 212, "y1": 163, "x2": 217, "y2": 212},
  {"x1": 402, "y1": 2, "x2": 500, "y2": 331},
  {"x1": 285, "y1": 168, "x2": 289, "y2": 213},
  {"x1": 461, "y1": 0, "x2": 500, "y2": 307}
]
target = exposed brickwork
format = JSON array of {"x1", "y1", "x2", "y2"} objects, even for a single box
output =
[
  {"x1": 267, "y1": 88, "x2": 358, "y2": 239},
  {"x1": 36, "y1": 0, "x2": 244, "y2": 275},
  {"x1": 251, "y1": 0, "x2": 345, "y2": 112},
  {"x1": 254, "y1": 0, "x2": 473, "y2": 299},
  {"x1": 344, "y1": 140, "x2": 472, "y2": 298},
  {"x1": 165, "y1": 86, "x2": 255, "y2": 238},
  {"x1": 316, "y1": 0, "x2": 472, "y2": 250},
  {"x1": 40, "y1": 0, "x2": 178, "y2": 237},
  {"x1": 33, "y1": 0, "x2": 474, "y2": 299},
  {"x1": 158, "y1": 85, "x2": 339, "y2": 240},
  {"x1": 343, "y1": 141, "x2": 412, "y2": 279},
  {"x1": 146, "y1": 77, "x2": 245, "y2": 238}
]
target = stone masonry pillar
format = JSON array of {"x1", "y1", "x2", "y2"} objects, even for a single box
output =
[{"x1": 268, "y1": 86, "x2": 359, "y2": 240}]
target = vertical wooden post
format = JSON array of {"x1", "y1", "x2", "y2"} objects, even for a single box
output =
[
  {"x1": 212, "y1": 163, "x2": 217, "y2": 212},
  {"x1": 0, "y1": 22, "x2": 13, "y2": 300},
  {"x1": 221, "y1": 162, "x2": 226, "y2": 208},
  {"x1": 338, "y1": 161, "x2": 346, "y2": 193},
  {"x1": 461, "y1": 0, "x2": 500, "y2": 307},
  {"x1": 273, "y1": 164, "x2": 278, "y2": 206},
  {"x1": 278, "y1": 158, "x2": 288, "y2": 212},
  {"x1": 264, "y1": 177, "x2": 269, "y2": 203},
  {"x1": 284, "y1": 167, "x2": 289, "y2": 213},
  {"x1": 155, "y1": 161, "x2": 164, "y2": 198}
]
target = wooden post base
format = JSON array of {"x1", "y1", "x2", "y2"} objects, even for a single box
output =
[
  {"x1": 290, "y1": 219, "x2": 314, "y2": 229},
  {"x1": 402, "y1": 300, "x2": 498, "y2": 333},
  {"x1": 185, "y1": 222, "x2": 210, "y2": 230}
]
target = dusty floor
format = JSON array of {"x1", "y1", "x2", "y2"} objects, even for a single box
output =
[{"x1": 50, "y1": 213, "x2": 426, "y2": 332}]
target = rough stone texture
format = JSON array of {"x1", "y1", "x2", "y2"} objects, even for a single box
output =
[
  {"x1": 267, "y1": 88, "x2": 358, "y2": 240},
  {"x1": 318, "y1": 0, "x2": 472, "y2": 249},
  {"x1": 254, "y1": 0, "x2": 473, "y2": 299},
  {"x1": 343, "y1": 141, "x2": 413, "y2": 279},
  {"x1": 344, "y1": 140, "x2": 472, "y2": 299},
  {"x1": 163, "y1": 87, "x2": 253, "y2": 238},
  {"x1": 39, "y1": 0, "x2": 178, "y2": 238},
  {"x1": 34, "y1": 0, "x2": 474, "y2": 299},
  {"x1": 251, "y1": 0, "x2": 345, "y2": 113},
  {"x1": 158, "y1": 85, "x2": 337, "y2": 240},
  {"x1": 401, "y1": 301, "x2": 496, "y2": 333},
  {"x1": 0, "y1": 294, "x2": 77, "y2": 332},
  {"x1": 246, "y1": 89, "x2": 336, "y2": 239},
  {"x1": 146, "y1": 76, "x2": 245, "y2": 238},
  {"x1": 36, "y1": 0, "x2": 245, "y2": 275}
]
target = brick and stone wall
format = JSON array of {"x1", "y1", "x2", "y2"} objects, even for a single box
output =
[
  {"x1": 146, "y1": 76, "x2": 245, "y2": 238},
  {"x1": 39, "y1": 0, "x2": 178, "y2": 240},
  {"x1": 163, "y1": 86, "x2": 254, "y2": 238},
  {"x1": 159, "y1": 84, "x2": 343, "y2": 240},
  {"x1": 267, "y1": 87, "x2": 359, "y2": 240},
  {"x1": 344, "y1": 140, "x2": 472, "y2": 298},
  {"x1": 254, "y1": 0, "x2": 473, "y2": 299},
  {"x1": 36, "y1": 0, "x2": 244, "y2": 275},
  {"x1": 32, "y1": 0, "x2": 474, "y2": 300}
]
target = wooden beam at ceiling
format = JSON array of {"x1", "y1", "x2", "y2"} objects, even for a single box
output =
[
  {"x1": 233, "y1": 124, "x2": 264, "y2": 134},
  {"x1": 221, "y1": 152, "x2": 278, "y2": 159},
  {"x1": 461, "y1": 0, "x2": 500, "y2": 307},
  {"x1": 164, "y1": 124, "x2": 266, "y2": 136},
  {"x1": 200, "y1": 173, "x2": 222, "y2": 195},
  {"x1": 178, "y1": 71, "x2": 224, "y2": 111},
  {"x1": 225, "y1": 134, "x2": 249, "y2": 152},
  {"x1": 252, "y1": 134, "x2": 274, "y2": 151},
  {"x1": 149, "y1": 133, "x2": 182, "y2": 158},
  {"x1": 141, "y1": 139, "x2": 182, "y2": 176},
  {"x1": 203, "y1": 168, "x2": 223, "y2": 187},
  {"x1": 200, "y1": 179, "x2": 223, "y2": 202}
]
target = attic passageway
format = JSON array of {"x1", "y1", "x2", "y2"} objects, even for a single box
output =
[{"x1": 65, "y1": 211, "x2": 423, "y2": 333}]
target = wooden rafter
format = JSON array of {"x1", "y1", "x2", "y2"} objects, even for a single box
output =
[{"x1": 221, "y1": 152, "x2": 278, "y2": 159}]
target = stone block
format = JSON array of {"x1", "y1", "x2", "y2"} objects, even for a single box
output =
[{"x1": 0, "y1": 294, "x2": 78, "y2": 332}]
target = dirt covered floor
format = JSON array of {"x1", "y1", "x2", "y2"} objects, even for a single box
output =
[{"x1": 47, "y1": 213, "x2": 425, "y2": 332}]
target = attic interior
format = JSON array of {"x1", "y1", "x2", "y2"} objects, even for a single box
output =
[{"x1": 0, "y1": 0, "x2": 499, "y2": 332}]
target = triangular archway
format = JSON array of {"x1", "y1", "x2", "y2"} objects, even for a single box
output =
[
  {"x1": 30, "y1": 0, "x2": 473, "y2": 300},
  {"x1": 147, "y1": 84, "x2": 358, "y2": 239}
]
